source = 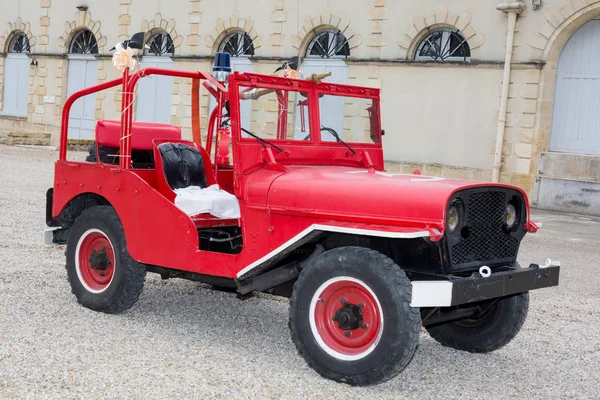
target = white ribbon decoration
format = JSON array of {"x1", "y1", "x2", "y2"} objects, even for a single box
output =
[{"x1": 112, "y1": 42, "x2": 138, "y2": 72}]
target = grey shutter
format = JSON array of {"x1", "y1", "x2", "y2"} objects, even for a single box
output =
[
  {"x1": 136, "y1": 56, "x2": 174, "y2": 124},
  {"x1": 67, "y1": 55, "x2": 98, "y2": 139},
  {"x1": 2, "y1": 53, "x2": 30, "y2": 117}
]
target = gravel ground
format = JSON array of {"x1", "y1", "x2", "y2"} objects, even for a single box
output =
[{"x1": 0, "y1": 144, "x2": 598, "y2": 399}]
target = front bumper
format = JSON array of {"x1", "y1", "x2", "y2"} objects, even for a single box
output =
[{"x1": 410, "y1": 262, "x2": 560, "y2": 307}]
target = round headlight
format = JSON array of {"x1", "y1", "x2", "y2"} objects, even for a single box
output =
[
  {"x1": 447, "y1": 206, "x2": 460, "y2": 233},
  {"x1": 506, "y1": 203, "x2": 517, "y2": 228}
]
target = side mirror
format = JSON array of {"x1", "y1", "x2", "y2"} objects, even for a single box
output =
[
  {"x1": 381, "y1": 129, "x2": 385, "y2": 136},
  {"x1": 128, "y1": 32, "x2": 146, "y2": 50}
]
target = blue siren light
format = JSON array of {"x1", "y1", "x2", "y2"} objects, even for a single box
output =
[
  {"x1": 213, "y1": 52, "x2": 232, "y2": 73},
  {"x1": 213, "y1": 52, "x2": 232, "y2": 83}
]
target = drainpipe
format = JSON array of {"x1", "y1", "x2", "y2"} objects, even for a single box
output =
[{"x1": 492, "y1": 1, "x2": 526, "y2": 183}]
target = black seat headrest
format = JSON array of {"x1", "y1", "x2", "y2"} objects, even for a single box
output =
[{"x1": 158, "y1": 143, "x2": 207, "y2": 190}]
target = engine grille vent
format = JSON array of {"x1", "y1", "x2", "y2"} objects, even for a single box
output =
[{"x1": 449, "y1": 191, "x2": 520, "y2": 267}]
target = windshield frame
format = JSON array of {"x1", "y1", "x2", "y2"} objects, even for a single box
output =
[
  {"x1": 229, "y1": 72, "x2": 382, "y2": 149},
  {"x1": 313, "y1": 87, "x2": 383, "y2": 148},
  {"x1": 235, "y1": 84, "x2": 318, "y2": 146}
]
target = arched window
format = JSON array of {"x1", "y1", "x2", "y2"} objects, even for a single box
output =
[
  {"x1": 1, "y1": 31, "x2": 31, "y2": 116},
  {"x1": 415, "y1": 29, "x2": 470, "y2": 62},
  {"x1": 69, "y1": 29, "x2": 98, "y2": 54},
  {"x1": 218, "y1": 31, "x2": 254, "y2": 57},
  {"x1": 145, "y1": 31, "x2": 174, "y2": 56},
  {"x1": 8, "y1": 32, "x2": 30, "y2": 53},
  {"x1": 306, "y1": 29, "x2": 350, "y2": 59}
]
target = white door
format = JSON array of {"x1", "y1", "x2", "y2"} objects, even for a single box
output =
[
  {"x1": 67, "y1": 55, "x2": 98, "y2": 139},
  {"x1": 1, "y1": 53, "x2": 30, "y2": 116},
  {"x1": 294, "y1": 58, "x2": 349, "y2": 140},
  {"x1": 210, "y1": 57, "x2": 253, "y2": 135},
  {"x1": 135, "y1": 56, "x2": 174, "y2": 123},
  {"x1": 550, "y1": 18, "x2": 600, "y2": 155}
]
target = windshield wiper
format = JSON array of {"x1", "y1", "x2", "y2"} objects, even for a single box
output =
[
  {"x1": 321, "y1": 126, "x2": 356, "y2": 155},
  {"x1": 241, "y1": 127, "x2": 284, "y2": 153},
  {"x1": 221, "y1": 117, "x2": 285, "y2": 153}
]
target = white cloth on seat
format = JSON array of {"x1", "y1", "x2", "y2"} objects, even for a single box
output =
[{"x1": 173, "y1": 184, "x2": 240, "y2": 219}]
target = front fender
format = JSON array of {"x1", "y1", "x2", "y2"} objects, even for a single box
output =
[{"x1": 235, "y1": 219, "x2": 435, "y2": 279}]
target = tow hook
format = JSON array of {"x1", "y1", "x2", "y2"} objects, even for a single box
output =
[{"x1": 479, "y1": 266, "x2": 492, "y2": 278}]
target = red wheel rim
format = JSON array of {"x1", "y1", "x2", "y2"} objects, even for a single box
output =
[
  {"x1": 76, "y1": 229, "x2": 115, "y2": 293},
  {"x1": 311, "y1": 277, "x2": 383, "y2": 360}
]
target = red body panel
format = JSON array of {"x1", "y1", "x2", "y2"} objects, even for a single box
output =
[
  {"x1": 96, "y1": 120, "x2": 181, "y2": 150},
  {"x1": 52, "y1": 161, "x2": 446, "y2": 278},
  {"x1": 266, "y1": 166, "x2": 528, "y2": 231},
  {"x1": 52, "y1": 67, "x2": 535, "y2": 280}
]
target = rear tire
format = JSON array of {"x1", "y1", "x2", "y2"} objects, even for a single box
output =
[
  {"x1": 289, "y1": 247, "x2": 421, "y2": 386},
  {"x1": 426, "y1": 292, "x2": 529, "y2": 353},
  {"x1": 65, "y1": 206, "x2": 146, "y2": 314}
]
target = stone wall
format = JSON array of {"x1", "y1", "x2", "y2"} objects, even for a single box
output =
[{"x1": 1, "y1": 0, "x2": 600, "y2": 199}]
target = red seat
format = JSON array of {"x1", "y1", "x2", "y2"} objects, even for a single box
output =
[{"x1": 96, "y1": 120, "x2": 181, "y2": 150}]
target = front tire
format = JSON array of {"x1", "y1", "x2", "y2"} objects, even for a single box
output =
[
  {"x1": 289, "y1": 247, "x2": 421, "y2": 386},
  {"x1": 426, "y1": 292, "x2": 529, "y2": 353},
  {"x1": 65, "y1": 206, "x2": 146, "y2": 314}
]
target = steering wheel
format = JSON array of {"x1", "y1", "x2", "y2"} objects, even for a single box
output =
[{"x1": 303, "y1": 126, "x2": 340, "y2": 141}]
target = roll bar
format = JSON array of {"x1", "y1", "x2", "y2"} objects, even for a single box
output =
[
  {"x1": 59, "y1": 78, "x2": 123, "y2": 161},
  {"x1": 59, "y1": 66, "x2": 227, "y2": 169}
]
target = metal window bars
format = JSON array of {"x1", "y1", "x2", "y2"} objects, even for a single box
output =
[
  {"x1": 416, "y1": 30, "x2": 470, "y2": 62},
  {"x1": 69, "y1": 29, "x2": 99, "y2": 54},
  {"x1": 306, "y1": 30, "x2": 351, "y2": 59},
  {"x1": 146, "y1": 32, "x2": 175, "y2": 56},
  {"x1": 9, "y1": 33, "x2": 30, "y2": 53},
  {"x1": 218, "y1": 31, "x2": 255, "y2": 57}
]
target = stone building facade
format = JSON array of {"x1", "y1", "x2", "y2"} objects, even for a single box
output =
[{"x1": 1, "y1": 0, "x2": 599, "y2": 214}]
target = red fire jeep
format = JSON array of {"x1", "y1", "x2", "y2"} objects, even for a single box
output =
[{"x1": 45, "y1": 37, "x2": 560, "y2": 386}]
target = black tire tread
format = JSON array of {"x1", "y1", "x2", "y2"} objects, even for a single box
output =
[
  {"x1": 426, "y1": 292, "x2": 529, "y2": 353},
  {"x1": 65, "y1": 205, "x2": 146, "y2": 314},
  {"x1": 289, "y1": 246, "x2": 421, "y2": 386}
]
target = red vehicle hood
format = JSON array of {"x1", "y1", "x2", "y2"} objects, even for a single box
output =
[{"x1": 266, "y1": 166, "x2": 522, "y2": 232}]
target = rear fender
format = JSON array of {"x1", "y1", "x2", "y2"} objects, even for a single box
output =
[
  {"x1": 51, "y1": 161, "x2": 200, "y2": 270},
  {"x1": 45, "y1": 189, "x2": 111, "y2": 245},
  {"x1": 51, "y1": 191, "x2": 111, "y2": 227}
]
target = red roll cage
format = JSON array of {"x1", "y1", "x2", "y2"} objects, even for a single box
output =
[{"x1": 59, "y1": 66, "x2": 384, "y2": 177}]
